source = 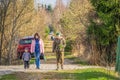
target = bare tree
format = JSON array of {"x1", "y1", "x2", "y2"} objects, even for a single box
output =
[
  {"x1": 0, "y1": 0, "x2": 11, "y2": 65},
  {"x1": 0, "y1": 0, "x2": 34, "y2": 65},
  {"x1": 53, "y1": 0, "x2": 66, "y2": 32}
]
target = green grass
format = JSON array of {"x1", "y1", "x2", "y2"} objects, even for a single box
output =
[
  {"x1": 41, "y1": 68, "x2": 119, "y2": 80},
  {"x1": 0, "y1": 68, "x2": 118, "y2": 80},
  {"x1": 0, "y1": 74, "x2": 18, "y2": 80},
  {"x1": 58, "y1": 68, "x2": 119, "y2": 80},
  {"x1": 29, "y1": 56, "x2": 56, "y2": 64},
  {"x1": 46, "y1": 53, "x2": 74, "y2": 59},
  {"x1": 64, "y1": 52, "x2": 72, "y2": 56},
  {"x1": 65, "y1": 55, "x2": 89, "y2": 65}
]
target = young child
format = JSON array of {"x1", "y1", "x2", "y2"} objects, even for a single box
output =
[{"x1": 22, "y1": 48, "x2": 31, "y2": 69}]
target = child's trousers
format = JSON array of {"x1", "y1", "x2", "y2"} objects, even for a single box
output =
[{"x1": 24, "y1": 61, "x2": 29, "y2": 69}]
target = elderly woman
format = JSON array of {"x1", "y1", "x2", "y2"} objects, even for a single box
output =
[{"x1": 31, "y1": 33, "x2": 44, "y2": 69}]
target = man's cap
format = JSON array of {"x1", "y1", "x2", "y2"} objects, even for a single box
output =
[{"x1": 56, "y1": 32, "x2": 63, "y2": 36}]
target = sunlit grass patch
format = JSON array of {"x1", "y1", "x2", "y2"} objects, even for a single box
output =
[
  {"x1": 0, "y1": 74, "x2": 18, "y2": 80},
  {"x1": 1, "y1": 68, "x2": 118, "y2": 80}
]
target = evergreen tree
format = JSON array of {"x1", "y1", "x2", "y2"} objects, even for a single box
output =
[{"x1": 88, "y1": 0, "x2": 120, "y2": 65}]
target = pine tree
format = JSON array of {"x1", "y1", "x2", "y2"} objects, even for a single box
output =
[{"x1": 87, "y1": 0, "x2": 120, "y2": 65}]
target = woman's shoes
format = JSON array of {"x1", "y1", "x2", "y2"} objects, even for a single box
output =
[{"x1": 36, "y1": 67, "x2": 40, "y2": 69}]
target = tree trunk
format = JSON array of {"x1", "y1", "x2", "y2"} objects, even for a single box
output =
[{"x1": 0, "y1": 32, "x2": 4, "y2": 65}]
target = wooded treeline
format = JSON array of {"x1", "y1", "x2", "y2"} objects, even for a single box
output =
[
  {"x1": 60, "y1": 0, "x2": 120, "y2": 65},
  {"x1": 0, "y1": 0, "x2": 119, "y2": 66},
  {"x1": 0, "y1": 0, "x2": 67, "y2": 65},
  {"x1": 0, "y1": 0, "x2": 48, "y2": 65}
]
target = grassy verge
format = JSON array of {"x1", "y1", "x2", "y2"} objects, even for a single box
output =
[
  {"x1": 41, "y1": 52, "x2": 89, "y2": 65},
  {"x1": 66, "y1": 55, "x2": 89, "y2": 65},
  {"x1": 0, "y1": 74, "x2": 17, "y2": 80},
  {"x1": 0, "y1": 68, "x2": 118, "y2": 80}
]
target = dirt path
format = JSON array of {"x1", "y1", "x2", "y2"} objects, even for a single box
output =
[{"x1": 0, "y1": 58, "x2": 114, "y2": 76}]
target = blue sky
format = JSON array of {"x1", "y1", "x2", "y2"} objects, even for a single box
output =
[{"x1": 35, "y1": 0, "x2": 70, "y2": 8}]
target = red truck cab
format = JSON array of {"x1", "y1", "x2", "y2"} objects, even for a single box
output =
[{"x1": 17, "y1": 36, "x2": 34, "y2": 59}]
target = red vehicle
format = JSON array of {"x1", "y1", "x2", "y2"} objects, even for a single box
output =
[{"x1": 17, "y1": 36, "x2": 34, "y2": 59}]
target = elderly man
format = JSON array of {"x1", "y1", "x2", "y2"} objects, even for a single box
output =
[{"x1": 52, "y1": 33, "x2": 66, "y2": 70}]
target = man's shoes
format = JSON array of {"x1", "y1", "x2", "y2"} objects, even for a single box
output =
[
  {"x1": 61, "y1": 65, "x2": 64, "y2": 70},
  {"x1": 56, "y1": 68, "x2": 59, "y2": 71}
]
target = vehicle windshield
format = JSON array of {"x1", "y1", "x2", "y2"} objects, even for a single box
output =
[{"x1": 19, "y1": 39, "x2": 32, "y2": 45}]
